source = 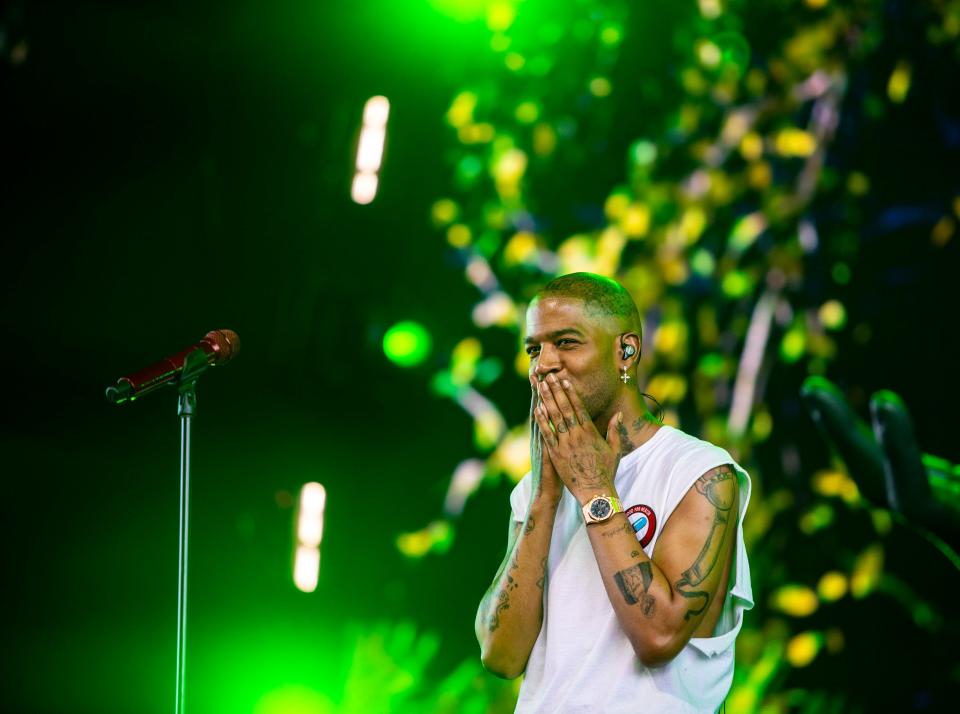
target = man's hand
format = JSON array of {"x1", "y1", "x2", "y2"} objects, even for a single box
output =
[
  {"x1": 532, "y1": 373, "x2": 624, "y2": 503},
  {"x1": 529, "y1": 374, "x2": 563, "y2": 504}
]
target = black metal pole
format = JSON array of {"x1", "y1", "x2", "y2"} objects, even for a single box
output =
[{"x1": 175, "y1": 383, "x2": 197, "y2": 714}]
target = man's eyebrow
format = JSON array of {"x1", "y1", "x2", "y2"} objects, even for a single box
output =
[{"x1": 524, "y1": 328, "x2": 586, "y2": 345}]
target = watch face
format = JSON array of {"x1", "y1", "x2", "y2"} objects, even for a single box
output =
[{"x1": 590, "y1": 499, "x2": 611, "y2": 520}]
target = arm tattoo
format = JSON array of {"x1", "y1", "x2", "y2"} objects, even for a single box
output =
[
  {"x1": 536, "y1": 556, "x2": 547, "y2": 590},
  {"x1": 600, "y1": 520, "x2": 634, "y2": 539},
  {"x1": 488, "y1": 591, "x2": 510, "y2": 632},
  {"x1": 674, "y1": 465, "x2": 737, "y2": 620},
  {"x1": 613, "y1": 561, "x2": 657, "y2": 617}
]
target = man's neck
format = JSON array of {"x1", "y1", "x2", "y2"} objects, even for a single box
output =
[{"x1": 594, "y1": 391, "x2": 662, "y2": 459}]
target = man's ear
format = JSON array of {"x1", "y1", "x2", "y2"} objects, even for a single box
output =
[{"x1": 618, "y1": 332, "x2": 641, "y2": 362}]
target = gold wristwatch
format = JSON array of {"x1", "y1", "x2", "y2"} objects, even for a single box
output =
[{"x1": 582, "y1": 495, "x2": 623, "y2": 524}]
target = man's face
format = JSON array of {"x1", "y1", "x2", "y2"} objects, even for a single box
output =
[{"x1": 524, "y1": 296, "x2": 620, "y2": 421}]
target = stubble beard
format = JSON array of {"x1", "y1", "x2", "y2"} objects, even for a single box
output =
[{"x1": 575, "y1": 370, "x2": 620, "y2": 426}]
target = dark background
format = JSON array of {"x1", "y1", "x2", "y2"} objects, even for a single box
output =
[{"x1": 3, "y1": 1, "x2": 959, "y2": 713}]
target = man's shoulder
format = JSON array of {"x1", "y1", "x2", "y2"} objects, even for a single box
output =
[
  {"x1": 660, "y1": 426, "x2": 733, "y2": 465},
  {"x1": 630, "y1": 425, "x2": 731, "y2": 470}
]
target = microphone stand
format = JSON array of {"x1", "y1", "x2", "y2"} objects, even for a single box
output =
[{"x1": 174, "y1": 350, "x2": 208, "y2": 714}]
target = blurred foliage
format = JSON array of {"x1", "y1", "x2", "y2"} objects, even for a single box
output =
[{"x1": 401, "y1": 0, "x2": 960, "y2": 711}]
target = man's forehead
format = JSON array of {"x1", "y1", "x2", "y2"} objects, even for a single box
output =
[{"x1": 525, "y1": 296, "x2": 613, "y2": 338}]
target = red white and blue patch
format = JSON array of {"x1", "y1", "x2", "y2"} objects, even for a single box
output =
[{"x1": 625, "y1": 504, "x2": 657, "y2": 548}]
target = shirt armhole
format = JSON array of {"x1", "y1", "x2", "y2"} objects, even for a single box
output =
[{"x1": 509, "y1": 473, "x2": 533, "y2": 524}]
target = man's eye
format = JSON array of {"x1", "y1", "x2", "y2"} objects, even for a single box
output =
[
  {"x1": 526, "y1": 347, "x2": 540, "y2": 356},
  {"x1": 557, "y1": 339, "x2": 577, "y2": 347}
]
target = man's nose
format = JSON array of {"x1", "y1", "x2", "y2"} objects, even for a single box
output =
[{"x1": 535, "y1": 345, "x2": 562, "y2": 377}]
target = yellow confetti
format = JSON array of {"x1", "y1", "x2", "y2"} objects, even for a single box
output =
[
  {"x1": 751, "y1": 409, "x2": 773, "y2": 441},
  {"x1": 931, "y1": 216, "x2": 954, "y2": 247},
  {"x1": 817, "y1": 571, "x2": 848, "y2": 601},
  {"x1": 811, "y1": 469, "x2": 859, "y2": 502},
  {"x1": 818, "y1": 300, "x2": 846, "y2": 330},
  {"x1": 739, "y1": 132, "x2": 764, "y2": 161},
  {"x1": 774, "y1": 128, "x2": 817, "y2": 157},
  {"x1": 887, "y1": 60, "x2": 912, "y2": 104},
  {"x1": 446, "y1": 91, "x2": 477, "y2": 129},
  {"x1": 850, "y1": 544, "x2": 884, "y2": 598},
  {"x1": 504, "y1": 231, "x2": 539, "y2": 264},
  {"x1": 680, "y1": 206, "x2": 708, "y2": 243},
  {"x1": 605, "y1": 192, "x2": 631, "y2": 221},
  {"x1": 770, "y1": 584, "x2": 819, "y2": 616},
  {"x1": 431, "y1": 198, "x2": 459, "y2": 227},
  {"x1": 486, "y1": 1, "x2": 516, "y2": 31},
  {"x1": 647, "y1": 373, "x2": 688, "y2": 404},
  {"x1": 620, "y1": 203, "x2": 651, "y2": 238},
  {"x1": 786, "y1": 631, "x2": 823, "y2": 667},
  {"x1": 697, "y1": 40, "x2": 722, "y2": 68},
  {"x1": 446, "y1": 224, "x2": 471, "y2": 248},
  {"x1": 458, "y1": 122, "x2": 495, "y2": 144},
  {"x1": 589, "y1": 77, "x2": 612, "y2": 97},
  {"x1": 654, "y1": 322, "x2": 686, "y2": 354},
  {"x1": 492, "y1": 426, "x2": 531, "y2": 481},
  {"x1": 397, "y1": 520, "x2": 453, "y2": 558},
  {"x1": 533, "y1": 123, "x2": 557, "y2": 156},
  {"x1": 847, "y1": 171, "x2": 870, "y2": 196}
]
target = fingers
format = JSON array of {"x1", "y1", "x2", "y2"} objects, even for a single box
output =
[
  {"x1": 559, "y1": 378, "x2": 591, "y2": 425},
  {"x1": 528, "y1": 374, "x2": 539, "y2": 429},
  {"x1": 537, "y1": 379, "x2": 564, "y2": 433},
  {"x1": 539, "y1": 377, "x2": 575, "y2": 433},
  {"x1": 547, "y1": 376, "x2": 580, "y2": 430},
  {"x1": 533, "y1": 402, "x2": 558, "y2": 448},
  {"x1": 606, "y1": 411, "x2": 623, "y2": 452}
]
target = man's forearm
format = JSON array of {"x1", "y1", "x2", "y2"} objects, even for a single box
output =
[
  {"x1": 584, "y1": 513, "x2": 685, "y2": 664},
  {"x1": 475, "y1": 496, "x2": 557, "y2": 679},
  {"x1": 584, "y1": 471, "x2": 738, "y2": 668}
]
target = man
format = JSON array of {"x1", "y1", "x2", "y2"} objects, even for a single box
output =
[{"x1": 475, "y1": 273, "x2": 753, "y2": 713}]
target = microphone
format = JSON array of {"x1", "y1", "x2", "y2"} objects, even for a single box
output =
[{"x1": 105, "y1": 329, "x2": 241, "y2": 404}]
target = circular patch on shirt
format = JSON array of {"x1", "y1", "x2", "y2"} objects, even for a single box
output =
[{"x1": 624, "y1": 504, "x2": 657, "y2": 548}]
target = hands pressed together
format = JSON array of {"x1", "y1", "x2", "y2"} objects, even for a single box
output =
[{"x1": 528, "y1": 373, "x2": 625, "y2": 505}]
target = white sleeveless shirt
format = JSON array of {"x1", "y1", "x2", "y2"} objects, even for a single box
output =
[{"x1": 509, "y1": 426, "x2": 753, "y2": 713}]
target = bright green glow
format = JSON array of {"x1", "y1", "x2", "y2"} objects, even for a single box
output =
[
  {"x1": 384, "y1": 321, "x2": 433, "y2": 367},
  {"x1": 691, "y1": 248, "x2": 716, "y2": 276},
  {"x1": 781, "y1": 327, "x2": 806, "y2": 362},
  {"x1": 698, "y1": 353, "x2": 726, "y2": 378},
  {"x1": 721, "y1": 270, "x2": 752, "y2": 298},
  {"x1": 428, "y1": 0, "x2": 493, "y2": 23},
  {"x1": 254, "y1": 685, "x2": 332, "y2": 714},
  {"x1": 630, "y1": 140, "x2": 657, "y2": 167}
]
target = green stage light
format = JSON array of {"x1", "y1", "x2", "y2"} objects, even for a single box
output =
[
  {"x1": 383, "y1": 321, "x2": 433, "y2": 367},
  {"x1": 428, "y1": 0, "x2": 494, "y2": 23}
]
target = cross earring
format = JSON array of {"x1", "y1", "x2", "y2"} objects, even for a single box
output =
[{"x1": 620, "y1": 366, "x2": 631, "y2": 384}]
